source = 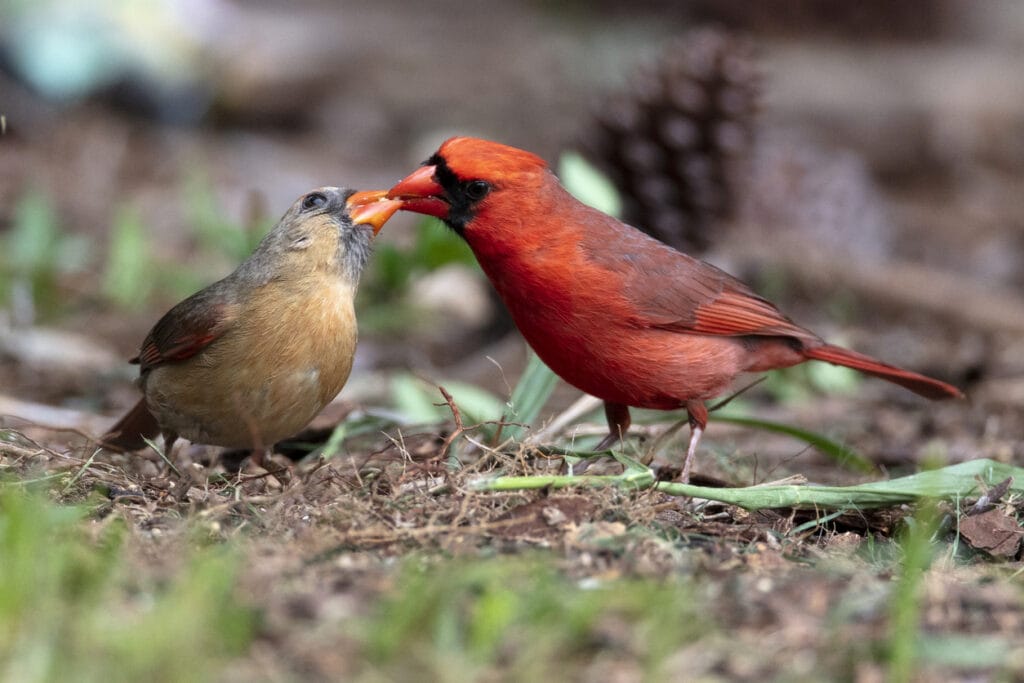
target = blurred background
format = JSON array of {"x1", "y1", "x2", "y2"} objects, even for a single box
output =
[{"x1": 1, "y1": 0, "x2": 1021, "y2": 465}]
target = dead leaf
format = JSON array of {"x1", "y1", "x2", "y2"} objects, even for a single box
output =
[{"x1": 959, "y1": 509, "x2": 1024, "y2": 558}]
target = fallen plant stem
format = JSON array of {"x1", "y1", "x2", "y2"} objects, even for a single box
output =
[
  {"x1": 436, "y1": 385, "x2": 465, "y2": 463},
  {"x1": 471, "y1": 459, "x2": 1024, "y2": 511}
]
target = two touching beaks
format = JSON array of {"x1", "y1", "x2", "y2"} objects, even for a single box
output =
[{"x1": 346, "y1": 190, "x2": 403, "y2": 234}]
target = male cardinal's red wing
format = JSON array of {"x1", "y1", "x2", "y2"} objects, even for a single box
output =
[
  {"x1": 687, "y1": 288, "x2": 818, "y2": 339},
  {"x1": 595, "y1": 220, "x2": 819, "y2": 342},
  {"x1": 133, "y1": 291, "x2": 238, "y2": 371},
  {"x1": 642, "y1": 274, "x2": 814, "y2": 339}
]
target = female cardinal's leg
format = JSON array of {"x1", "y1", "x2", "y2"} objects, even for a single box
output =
[
  {"x1": 596, "y1": 402, "x2": 631, "y2": 451},
  {"x1": 249, "y1": 447, "x2": 272, "y2": 469},
  {"x1": 681, "y1": 401, "x2": 708, "y2": 484},
  {"x1": 162, "y1": 432, "x2": 179, "y2": 459},
  {"x1": 150, "y1": 431, "x2": 179, "y2": 474}
]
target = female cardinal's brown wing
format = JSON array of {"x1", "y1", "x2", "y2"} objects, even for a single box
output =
[
  {"x1": 133, "y1": 289, "x2": 239, "y2": 371},
  {"x1": 588, "y1": 218, "x2": 819, "y2": 342}
]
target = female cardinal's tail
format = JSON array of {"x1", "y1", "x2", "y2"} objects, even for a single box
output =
[
  {"x1": 804, "y1": 344, "x2": 964, "y2": 400},
  {"x1": 100, "y1": 398, "x2": 161, "y2": 452}
]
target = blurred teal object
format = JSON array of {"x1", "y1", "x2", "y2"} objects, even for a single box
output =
[
  {"x1": 4, "y1": 4, "x2": 119, "y2": 100},
  {"x1": 0, "y1": 0, "x2": 215, "y2": 120}
]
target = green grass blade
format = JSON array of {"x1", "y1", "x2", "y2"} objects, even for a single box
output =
[
  {"x1": 887, "y1": 500, "x2": 941, "y2": 682},
  {"x1": 0, "y1": 489, "x2": 255, "y2": 681},
  {"x1": 103, "y1": 203, "x2": 153, "y2": 310},
  {"x1": 713, "y1": 414, "x2": 875, "y2": 473},
  {"x1": 496, "y1": 351, "x2": 559, "y2": 442}
]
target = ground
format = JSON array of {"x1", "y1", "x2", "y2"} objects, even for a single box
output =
[{"x1": 1, "y1": 2, "x2": 1023, "y2": 681}]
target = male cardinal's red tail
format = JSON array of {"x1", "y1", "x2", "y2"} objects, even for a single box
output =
[
  {"x1": 804, "y1": 345, "x2": 964, "y2": 400},
  {"x1": 100, "y1": 398, "x2": 161, "y2": 452}
]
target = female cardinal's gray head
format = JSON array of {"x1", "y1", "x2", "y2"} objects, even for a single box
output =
[{"x1": 245, "y1": 188, "x2": 401, "y2": 284}]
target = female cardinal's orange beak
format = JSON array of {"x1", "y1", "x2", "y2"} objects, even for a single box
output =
[
  {"x1": 345, "y1": 190, "x2": 403, "y2": 235},
  {"x1": 386, "y1": 165, "x2": 450, "y2": 219}
]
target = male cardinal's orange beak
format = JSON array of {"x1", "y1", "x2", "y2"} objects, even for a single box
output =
[
  {"x1": 386, "y1": 165, "x2": 450, "y2": 219},
  {"x1": 346, "y1": 190, "x2": 403, "y2": 235}
]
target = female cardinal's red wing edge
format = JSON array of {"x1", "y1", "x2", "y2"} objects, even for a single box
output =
[{"x1": 133, "y1": 295, "x2": 238, "y2": 371}]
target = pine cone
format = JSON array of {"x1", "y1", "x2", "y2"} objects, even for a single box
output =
[{"x1": 580, "y1": 28, "x2": 759, "y2": 253}]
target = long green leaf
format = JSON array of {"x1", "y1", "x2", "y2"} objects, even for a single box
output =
[
  {"x1": 558, "y1": 152, "x2": 622, "y2": 217},
  {"x1": 712, "y1": 414, "x2": 875, "y2": 473}
]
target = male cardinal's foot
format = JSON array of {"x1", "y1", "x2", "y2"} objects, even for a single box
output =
[
  {"x1": 679, "y1": 401, "x2": 709, "y2": 484},
  {"x1": 679, "y1": 425, "x2": 704, "y2": 484}
]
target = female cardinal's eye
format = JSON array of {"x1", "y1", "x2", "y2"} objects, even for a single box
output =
[
  {"x1": 301, "y1": 192, "x2": 328, "y2": 211},
  {"x1": 464, "y1": 181, "x2": 491, "y2": 201}
]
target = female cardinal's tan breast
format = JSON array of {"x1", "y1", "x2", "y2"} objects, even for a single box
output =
[{"x1": 144, "y1": 274, "x2": 358, "y2": 449}]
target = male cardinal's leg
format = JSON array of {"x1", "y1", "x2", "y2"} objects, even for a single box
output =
[
  {"x1": 596, "y1": 402, "x2": 631, "y2": 451},
  {"x1": 681, "y1": 401, "x2": 708, "y2": 484}
]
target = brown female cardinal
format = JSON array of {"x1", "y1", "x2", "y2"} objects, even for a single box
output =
[
  {"x1": 387, "y1": 137, "x2": 963, "y2": 482},
  {"x1": 102, "y1": 188, "x2": 402, "y2": 465}
]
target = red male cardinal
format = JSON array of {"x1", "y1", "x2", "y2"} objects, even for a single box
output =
[{"x1": 388, "y1": 137, "x2": 963, "y2": 481}]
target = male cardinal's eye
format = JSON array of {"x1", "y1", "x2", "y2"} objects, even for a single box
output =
[
  {"x1": 464, "y1": 181, "x2": 491, "y2": 201},
  {"x1": 301, "y1": 192, "x2": 328, "y2": 211}
]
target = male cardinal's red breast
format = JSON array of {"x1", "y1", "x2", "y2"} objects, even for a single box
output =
[
  {"x1": 387, "y1": 136, "x2": 963, "y2": 482},
  {"x1": 102, "y1": 188, "x2": 401, "y2": 465}
]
